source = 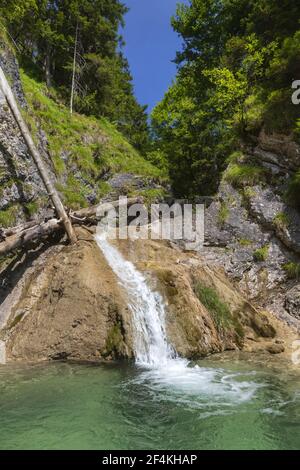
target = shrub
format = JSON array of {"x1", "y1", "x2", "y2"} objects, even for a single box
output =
[
  {"x1": 253, "y1": 245, "x2": 269, "y2": 262},
  {"x1": 273, "y1": 212, "x2": 290, "y2": 229},
  {"x1": 224, "y1": 164, "x2": 266, "y2": 188},
  {"x1": 283, "y1": 262, "x2": 300, "y2": 279}
]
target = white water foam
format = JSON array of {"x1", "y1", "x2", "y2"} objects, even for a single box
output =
[{"x1": 95, "y1": 233, "x2": 261, "y2": 404}]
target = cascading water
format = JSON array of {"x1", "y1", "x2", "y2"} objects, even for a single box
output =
[
  {"x1": 95, "y1": 232, "x2": 262, "y2": 405},
  {"x1": 95, "y1": 232, "x2": 174, "y2": 367}
]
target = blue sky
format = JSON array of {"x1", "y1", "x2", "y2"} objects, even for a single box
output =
[{"x1": 121, "y1": 0, "x2": 188, "y2": 113}]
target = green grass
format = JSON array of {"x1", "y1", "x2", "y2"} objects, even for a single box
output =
[
  {"x1": 253, "y1": 245, "x2": 269, "y2": 262},
  {"x1": 273, "y1": 212, "x2": 290, "y2": 229},
  {"x1": 224, "y1": 163, "x2": 266, "y2": 188},
  {"x1": 194, "y1": 282, "x2": 244, "y2": 338},
  {"x1": 20, "y1": 71, "x2": 167, "y2": 210},
  {"x1": 128, "y1": 188, "x2": 168, "y2": 205},
  {"x1": 0, "y1": 205, "x2": 19, "y2": 228},
  {"x1": 226, "y1": 151, "x2": 244, "y2": 164},
  {"x1": 218, "y1": 201, "x2": 230, "y2": 226},
  {"x1": 283, "y1": 262, "x2": 300, "y2": 280},
  {"x1": 239, "y1": 238, "x2": 253, "y2": 247},
  {"x1": 24, "y1": 201, "x2": 39, "y2": 217}
]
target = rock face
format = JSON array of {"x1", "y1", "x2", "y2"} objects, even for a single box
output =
[
  {"x1": 0, "y1": 230, "x2": 284, "y2": 363},
  {"x1": 203, "y1": 134, "x2": 300, "y2": 328},
  {"x1": 0, "y1": 43, "x2": 52, "y2": 227},
  {"x1": 117, "y1": 239, "x2": 279, "y2": 359},
  {"x1": 2, "y1": 228, "x2": 133, "y2": 362}
]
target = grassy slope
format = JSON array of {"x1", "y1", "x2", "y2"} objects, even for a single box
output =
[{"x1": 20, "y1": 71, "x2": 166, "y2": 210}]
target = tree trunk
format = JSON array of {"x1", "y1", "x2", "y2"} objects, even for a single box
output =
[
  {"x1": 45, "y1": 48, "x2": 52, "y2": 88},
  {"x1": 70, "y1": 23, "x2": 79, "y2": 115},
  {"x1": 0, "y1": 197, "x2": 143, "y2": 256},
  {"x1": 0, "y1": 65, "x2": 77, "y2": 244}
]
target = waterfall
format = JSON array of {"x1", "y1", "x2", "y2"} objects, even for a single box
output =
[
  {"x1": 95, "y1": 233, "x2": 175, "y2": 367},
  {"x1": 95, "y1": 233, "x2": 261, "y2": 404}
]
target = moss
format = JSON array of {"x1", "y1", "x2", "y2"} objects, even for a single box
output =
[
  {"x1": 239, "y1": 238, "x2": 253, "y2": 247},
  {"x1": 218, "y1": 201, "x2": 230, "y2": 226},
  {"x1": 253, "y1": 245, "x2": 269, "y2": 262},
  {"x1": 104, "y1": 323, "x2": 124, "y2": 357},
  {"x1": 8, "y1": 312, "x2": 25, "y2": 330},
  {"x1": 243, "y1": 186, "x2": 256, "y2": 199},
  {"x1": 226, "y1": 151, "x2": 244, "y2": 164},
  {"x1": 224, "y1": 163, "x2": 266, "y2": 188},
  {"x1": 194, "y1": 282, "x2": 244, "y2": 338},
  {"x1": 273, "y1": 212, "x2": 290, "y2": 229},
  {"x1": 283, "y1": 262, "x2": 300, "y2": 280}
]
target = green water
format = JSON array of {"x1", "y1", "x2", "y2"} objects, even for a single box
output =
[{"x1": 0, "y1": 356, "x2": 299, "y2": 450}]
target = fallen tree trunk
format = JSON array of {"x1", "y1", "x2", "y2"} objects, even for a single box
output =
[
  {"x1": 0, "y1": 65, "x2": 77, "y2": 244},
  {"x1": 0, "y1": 197, "x2": 143, "y2": 257}
]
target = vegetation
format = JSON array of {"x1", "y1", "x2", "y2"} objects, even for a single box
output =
[
  {"x1": 239, "y1": 239, "x2": 253, "y2": 247},
  {"x1": 0, "y1": 0, "x2": 149, "y2": 152},
  {"x1": 253, "y1": 245, "x2": 269, "y2": 262},
  {"x1": 224, "y1": 164, "x2": 266, "y2": 188},
  {"x1": 286, "y1": 170, "x2": 300, "y2": 209},
  {"x1": 151, "y1": 0, "x2": 300, "y2": 198},
  {"x1": 273, "y1": 213, "x2": 290, "y2": 230},
  {"x1": 0, "y1": 205, "x2": 19, "y2": 228},
  {"x1": 218, "y1": 201, "x2": 230, "y2": 226},
  {"x1": 195, "y1": 282, "x2": 244, "y2": 338},
  {"x1": 283, "y1": 262, "x2": 300, "y2": 280},
  {"x1": 21, "y1": 71, "x2": 165, "y2": 209}
]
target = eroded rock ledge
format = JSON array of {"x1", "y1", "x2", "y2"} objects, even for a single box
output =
[{"x1": 0, "y1": 227, "x2": 295, "y2": 364}]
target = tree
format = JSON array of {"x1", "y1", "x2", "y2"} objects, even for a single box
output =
[
  {"x1": 151, "y1": 0, "x2": 300, "y2": 197},
  {"x1": 1, "y1": 0, "x2": 150, "y2": 153}
]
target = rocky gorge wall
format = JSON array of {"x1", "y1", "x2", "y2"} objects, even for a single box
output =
[
  {"x1": 0, "y1": 42, "x2": 52, "y2": 230},
  {"x1": 204, "y1": 131, "x2": 300, "y2": 330}
]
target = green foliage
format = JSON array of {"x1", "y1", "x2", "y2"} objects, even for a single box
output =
[
  {"x1": 24, "y1": 201, "x2": 39, "y2": 216},
  {"x1": 0, "y1": 205, "x2": 19, "y2": 228},
  {"x1": 1, "y1": 0, "x2": 149, "y2": 152},
  {"x1": 218, "y1": 201, "x2": 229, "y2": 226},
  {"x1": 195, "y1": 282, "x2": 244, "y2": 338},
  {"x1": 224, "y1": 164, "x2": 266, "y2": 188},
  {"x1": 239, "y1": 238, "x2": 253, "y2": 247},
  {"x1": 273, "y1": 212, "x2": 290, "y2": 229},
  {"x1": 253, "y1": 245, "x2": 269, "y2": 262},
  {"x1": 152, "y1": 0, "x2": 300, "y2": 197},
  {"x1": 21, "y1": 71, "x2": 164, "y2": 209},
  {"x1": 283, "y1": 262, "x2": 300, "y2": 280}
]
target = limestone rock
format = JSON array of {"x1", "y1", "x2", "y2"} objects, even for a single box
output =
[{"x1": 285, "y1": 285, "x2": 300, "y2": 319}]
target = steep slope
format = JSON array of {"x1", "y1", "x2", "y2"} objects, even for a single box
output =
[
  {"x1": 204, "y1": 132, "x2": 300, "y2": 328},
  {"x1": 0, "y1": 39, "x2": 166, "y2": 231}
]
